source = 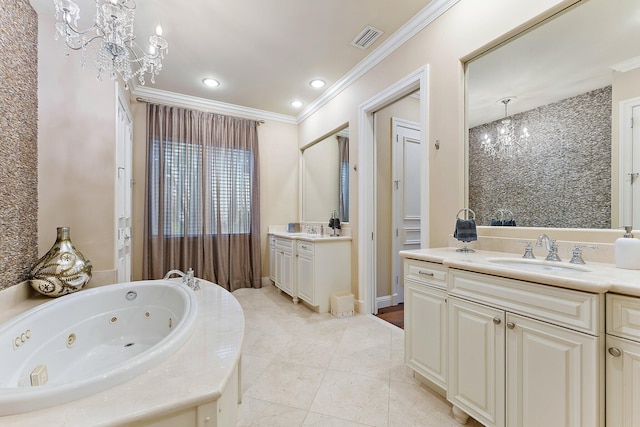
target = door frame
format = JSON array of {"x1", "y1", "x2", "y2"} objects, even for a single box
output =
[{"x1": 357, "y1": 65, "x2": 430, "y2": 315}]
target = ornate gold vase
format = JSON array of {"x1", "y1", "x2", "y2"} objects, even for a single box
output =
[{"x1": 29, "y1": 227, "x2": 92, "y2": 297}]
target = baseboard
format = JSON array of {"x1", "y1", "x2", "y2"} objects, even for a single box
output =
[
  {"x1": 376, "y1": 294, "x2": 399, "y2": 311},
  {"x1": 261, "y1": 276, "x2": 273, "y2": 287}
]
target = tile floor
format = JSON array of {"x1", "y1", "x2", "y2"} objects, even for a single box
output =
[{"x1": 232, "y1": 284, "x2": 482, "y2": 427}]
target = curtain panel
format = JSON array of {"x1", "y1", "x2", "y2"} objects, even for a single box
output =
[
  {"x1": 143, "y1": 103, "x2": 262, "y2": 291},
  {"x1": 338, "y1": 136, "x2": 349, "y2": 222}
]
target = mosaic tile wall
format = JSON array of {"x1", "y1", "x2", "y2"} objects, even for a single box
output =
[
  {"x1": 0, "y1": 1, "x2": 39, "y2": 289},
  {"x1": 469, "y1": 86, "x2": 611, "y2": 229}
]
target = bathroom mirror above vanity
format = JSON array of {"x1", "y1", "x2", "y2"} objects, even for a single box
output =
[
  {"x1": 301, "y1": 126, "x2": 350, "y2": 223},
  {"x1": 466, "y1": 0, "x2": 640, "y2": 229}
]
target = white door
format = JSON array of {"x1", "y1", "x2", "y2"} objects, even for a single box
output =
[
  {"x1": 391, "y1": 118, "x2": 421, "y2": 304},
  {"x1": 506, "y1": 313, "x2": 600, "y2": 427},
  {"x1": 116, "y1": 94, "x2": 133, "y2": 283}
]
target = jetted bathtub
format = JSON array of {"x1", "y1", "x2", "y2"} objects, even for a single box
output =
[{"x1": 0, "y1": 280, "x2": 198, "y2": 416}]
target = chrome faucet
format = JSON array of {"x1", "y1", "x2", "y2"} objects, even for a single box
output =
[
  {"x1": 569, "y1": 244, "x2": 598, "y2": 264},
  {"x1": 163, "y1": 268, "x2": 200, "y2": 290},
  {"x1": 535, "y1": 234, "x2": 561, "y2": 262}
]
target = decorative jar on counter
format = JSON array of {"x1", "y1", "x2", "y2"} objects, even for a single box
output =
[{"x1": 29, "y1": 227, "x2": 92, "y2": 297}]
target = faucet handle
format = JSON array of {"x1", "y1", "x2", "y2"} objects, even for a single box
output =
[
  {"x1": 570, "y1": 244, "x2": 598, "y2": 265},
  {"x1": 516, "y1": 240, "x2": 535, "y2": 259}
]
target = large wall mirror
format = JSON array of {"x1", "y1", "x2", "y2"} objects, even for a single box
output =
[
  {"x1": 466, "y1": 0, "x2": 640, "y2": 229},
  {"x1": 301, "y1": 125, "x2": 350, "y2": 223}
]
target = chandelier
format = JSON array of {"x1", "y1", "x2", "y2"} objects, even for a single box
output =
[
  {"x1": 480, "y1": 98, "x2": 530, "y2": 160},
  {"x1": 53, "y1": 0, "x2": 168, "y2": 89}
]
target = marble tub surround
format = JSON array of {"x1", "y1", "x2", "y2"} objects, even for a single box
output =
[
  {"x1": 234, "y1": 284, "x2": 482, "y2": 426},
  {"x1": 0, "y1": 279, "x2": 244, "y2": 426},
  {"x1": 401, "y1": 247, "x2": 640, "y2": 297}
]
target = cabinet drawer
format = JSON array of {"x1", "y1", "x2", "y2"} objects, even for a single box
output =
[
  {"x1": 404, "y1": 259, "x2": 448, "y2": 290},
  {"x1": 607, "y1": 293, "x2": 640, "y2": 342},
  {"x1": 275, "y1": 237, "x2": 293, "y2": 251},
  {"x1": 449, "y1": 269, "x2": 602, "y2": 335},
  {"x1": 296, "y1": 241, "x2": 314, "y2": 257}
]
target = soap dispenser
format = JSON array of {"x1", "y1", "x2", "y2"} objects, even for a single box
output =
[{"x1": 615, "y1": 226, "x2": 640, "y2": 270}]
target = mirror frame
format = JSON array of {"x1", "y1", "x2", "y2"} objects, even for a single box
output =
[
  {"x1": 463, "y1": 0, "x2": 633, "y2": 232},
  {"x1": 299, "y1": 123, "x2": 350, "y2": 224}
]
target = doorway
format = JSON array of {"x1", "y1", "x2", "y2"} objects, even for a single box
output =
[{"x1": 357, "y1": 66, "x2": 430, "y2": 315}]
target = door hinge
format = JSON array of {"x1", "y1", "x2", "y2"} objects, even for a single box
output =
[
  {"x1": 396, "y1": 228, "x2": 399, "y2": 237},
  {"x1": 371, "y1": 232, "x2": 374, "y2": 240}
]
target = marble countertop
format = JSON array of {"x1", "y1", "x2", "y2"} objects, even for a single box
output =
[
  {"x1": 400, "y1": 247, "x2": 640, "y2": 297},
  {"x1": 270, "y1": 231, "x2": 352, "y2": 242},
  {"x1": 0, "y1": 280, "x2": 244, "y2": 426}
]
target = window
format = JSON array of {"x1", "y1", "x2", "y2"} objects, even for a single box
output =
[{"x1": 149, "y1": 139, "x2": 253, "y2": 236}]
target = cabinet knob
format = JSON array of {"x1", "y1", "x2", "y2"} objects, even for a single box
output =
[
  {"x1": 492, "y1": 317, "x2": 501, "y2": 325},
  {"x1": 608, "y1": 347, "x2": 622, "y2": 357},
  {"x1": 418, "y1": 271, "x2": 434, "y2": 277},
  {"x1": 506, "y1": 322, "x2": 515, "y2": 329}
]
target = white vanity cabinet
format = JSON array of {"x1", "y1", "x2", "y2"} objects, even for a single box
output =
[
  {"x1": 274, "y1": 237, "x2": 296, "y2": 302},
  {"x1": 447, "y1": 270, "x2": 603, "y2": 427},
  {"x1": 606, "y1": 293, "x2": 640, "y2": 427},
  {"x1": 295, "y1": 239, "x2": 351, "y2": 313},
  {"x1": 404, "y1": 259, "x2": 448, "y2": 390}
]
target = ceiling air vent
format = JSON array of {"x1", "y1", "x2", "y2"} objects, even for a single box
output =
[{"x1": 351, "y1": 25, "x2": 383, "y2": 49}]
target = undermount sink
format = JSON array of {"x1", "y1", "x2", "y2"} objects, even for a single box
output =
[{"x1": 486, "y1": 257, "x2": 591, "y2": 273}]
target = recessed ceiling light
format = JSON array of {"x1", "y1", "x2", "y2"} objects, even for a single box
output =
[
  {"x1": 202, "y1": 78, "x2": 220, "y2": 88},
  {"x1": 310, "y1": 79, "x2": 326, "y2": 88},
  {"x1": 290, "y1": 100, "x2": 303, "y2": 108}
]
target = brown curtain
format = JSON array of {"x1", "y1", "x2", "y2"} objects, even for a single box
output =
[
  {"x1": 337, "y1": 136, "x2": 349, "y2": 222},
  {"x1": 143, "y1": 103, "x2": 261, "y2": 291}
]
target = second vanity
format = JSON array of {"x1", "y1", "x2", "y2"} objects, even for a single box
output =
[
  {"x1": 401, "y1": 247, "x2": 640, "y2": 427},
  {"x1": 269, "y1": 231, "x2": 351, "y2": 313}
]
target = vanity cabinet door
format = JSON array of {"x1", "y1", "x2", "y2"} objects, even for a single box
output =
[
  {"x1": 297, "y1": 252, "x2": 314, "y2": 304},
  {"x1": 274, "y1": 239, "x2": 294, "y2": 297},
  {"x1": 405, "y1": 281, "x2": 447, "y2": 390},
  {"x1": 606, "y1": 334, "x2": 640, "y2": 427},
  {"x1": 506, "y1": 313, "x2": 601, "y2": 427},
  {"x1": 448, "y1": 296, "x2": 505, "y2": 427}
]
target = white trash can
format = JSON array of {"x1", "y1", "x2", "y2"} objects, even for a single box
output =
[{"x1": 331, "y1": 292, "x2": 354, "y2": 317}]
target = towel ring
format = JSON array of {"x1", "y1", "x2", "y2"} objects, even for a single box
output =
[{"x1": 456, "y1": 208, "x2": 476, "y2": 221}]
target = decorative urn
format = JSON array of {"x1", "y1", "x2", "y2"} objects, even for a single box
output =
[{"x1": 29, "y1": 227, "x2": 92, "y2": 297}]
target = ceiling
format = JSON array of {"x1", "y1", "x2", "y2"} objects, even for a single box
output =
[
  {"x1": 30, "y1": 0, "x2": 436, "y2": 118},
  {"x1": 467, "y1": 0, "x2": 640, "y2": 128}
]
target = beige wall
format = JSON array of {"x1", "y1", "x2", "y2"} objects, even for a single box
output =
[
  {"x1": 37, "y1": 13, "x2": 118, "y2": 284},
  {"x1": 298, "y1": 0, "x2": 573, "y2": 302},
  {"x1": 375, "y1": 96, "x2": 420, "y2": 298}
]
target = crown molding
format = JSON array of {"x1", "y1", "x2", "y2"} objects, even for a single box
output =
[
  {"x1": 611, "y1": 56, "x2": 640, "y2": 73},
  {"x1": 296, "y1": 0, "x2": 459, "y2": 123},
  {"x1": 130, "y1": 85, "x2": 298, "y2": 125}
]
